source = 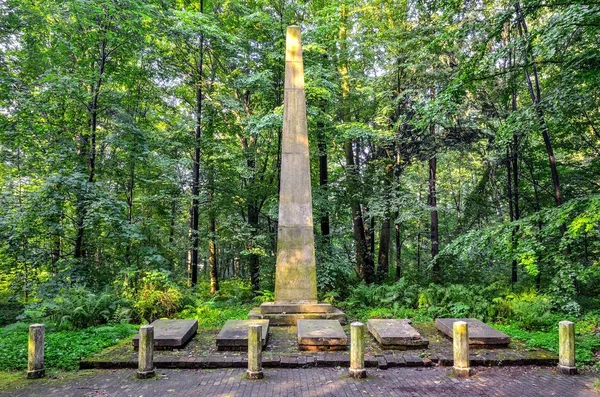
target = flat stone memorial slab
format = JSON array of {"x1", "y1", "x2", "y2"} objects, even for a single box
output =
[
  {"x1": 132, "y1": 319, "x2": 197, "y2": 350},
  {"x1": 215, "y1": 320, "x2": 269, "y2": 351},
  {"x1": 297, "y1": 319, "x2": 347, "y2": 351},
  {"x1": 367, "y1": 319, "x2": 429, "y2": 349},
  {"x1": 435, "y1": 318, "x2": 510, "y2": 346}
]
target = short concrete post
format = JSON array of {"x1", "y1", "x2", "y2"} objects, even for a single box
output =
[
  {"x1": 558, "y1": 321, "x2": 577, "y2": 375},
  {"x1": 349, "y1": 322, "x2": 366, "y2": 379},
  {"x1": 27, "y1": 324, "x2": 45, "y2": 379},
  {"x1": 247, "y1": 324, "x2": 263, "y2": 379},
  {"x1": 453, "y1": 321, "x2": 472, "y2": 377},
  {"x1": 137, "y1": 325, "x2": 155, "y2": 379}
]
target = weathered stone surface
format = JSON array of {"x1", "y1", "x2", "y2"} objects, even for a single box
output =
[
  {"x1": 558, "y1": 320, "x2": 577, "y2": 375},
  {"x1": 435, "y1": 318, "x2": 510, "y2": 346},
  {"x1": 297, "y1": 320, "x2": 347, "y2": 351},
  {"x1": 216, "y1": 320, "x2": 269, "y2": 351},
  {"x1": 367, "y1": 319, "x2": 429, "y2": 348},
  {"x1": 132, "y1": 319, "x2": 197, "y2": 349},
  {"x1": 274, "y1": 25, "x2": 317, "y2": 303},
  {"x1": 453, "y1": 321, "x2": 472, "y2": 377},
  {"x1": 27, "y1": 324, "x2": 45, "y2": 379},
  {"x1": 246, "y1": 324, "x2": 264, "y2": 379},
  {"x1": 249, "y1": 307, "x2": 346, "y2": 326},
  {"x1": 137, "y1": 325, "x2": 155, "y2": 379},
  {"x1": 260, "y1": 302, "x2": 338, "y2": 314},
  {"x1": 349, "y1": 322, "x2": 366, "y2": 378}
]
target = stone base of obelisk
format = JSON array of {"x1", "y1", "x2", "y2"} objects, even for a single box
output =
[{"x1": 248, "y1": 302, "x2": 346, "y2": 326}]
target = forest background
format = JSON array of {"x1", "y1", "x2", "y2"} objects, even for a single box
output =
[{"x1": 0, "y1": 0, "x2": 599, "y2": 373}]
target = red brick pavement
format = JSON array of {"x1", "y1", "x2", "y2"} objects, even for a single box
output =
[{"x1": 2, "y1": 366, "x2": 598, "y2": 396}]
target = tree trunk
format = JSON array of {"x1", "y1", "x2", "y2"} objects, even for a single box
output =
[
  {"x1": 190, "y1": 0, "x2": 204, "y2": 287},
  {"x1": 248, "y1": 200, "x2": 260, "y2": 292},
  {"x1": 208, "y1": 165, "x2": 219, "y2": 294},
  {"x1": 429, "y1": 156, "x2": 440, "y2": 283},
  {"x1": 395, "y1": 219, "x2": 403, "y2": 280},
  {"x1": 378, "y1": 217, "x2": 391, "y2": 281},
  {"x1": 317, "y1": 118, "x2": 330, "y2": 240}
]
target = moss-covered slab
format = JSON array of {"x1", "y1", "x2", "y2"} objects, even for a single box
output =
[
  {"x1": 297, "y1": 320, "x2": 347, "y2": 351},
  {"x1": 435, "y1": 318, "x2": 510, "y2": 346},
  {"x1": 216, "y1": 320, "x2": 269, "y2": 351},
  {"x1": 132, "y1": 319, "x2": 197, "y2": 350},
  {"x1": 367, "y1": 319, "x2": 429, "y2": 349}
]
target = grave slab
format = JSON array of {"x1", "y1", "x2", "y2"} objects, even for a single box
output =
[
  {"x1": 435, "y1": 318, "x2": 510, "y2": 346},
  {"x1": 297, "y1": 319, "x2": 347, "y2": 351},
  {"x1": 367, "y1": 319, "x2": 429, "y2": 349},
  {"x1": 215, "y1": 319, "x2": 269, "y2": 351},
  {"x1": 132, "y1": 319, "x2": 197, "y2": 350}
]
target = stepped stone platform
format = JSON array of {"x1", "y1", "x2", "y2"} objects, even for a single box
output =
[
  {"x1": 132, "y1": 319, "x2": 197, "y2": 350},
  {"x1": 216, "y1": 319, "x2": 269, "y2": 351},
  {"x1": 297, "y1": 319, "x2": 347, "y2": 351},
  {"x1": 83, "y1": 322, "x2": 557, "y2": 370},
  {"x1": 249, "y1": 302, "x2": 346, "y2": 326},
  {"x1": 435, "y1": 318, "x2": 510, "y2": 347},
  {"x1": 367, "y1": 319, "x2": 429, "y2": 349}
]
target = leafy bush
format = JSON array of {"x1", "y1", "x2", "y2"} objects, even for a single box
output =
[
  {"x1": 117, "y1": 270, "x2": 186, "y2": 323},
  {"x1": 0, "y1": 302, "x2": 24, "y2": 327},
  {"x1": 0, "y1": 322, "x2": 137, "y2": 370},
  {"x1": 344, "y1": 278, "x2": 420, "y2": 309},
  {"x1": 494, "y1": 291, "x2": 556, "y2": 330},
  {"x1": 177, "y1": 299, "x2": 251, "y2": 327},
  {"x1": 19, "y1": 287, "x2": 129, "y2": 330},
  {"x1": 417, "y1": 284, "x2": 501, "y2": 322}
]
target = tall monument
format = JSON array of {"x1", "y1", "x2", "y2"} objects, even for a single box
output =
[
  {"x1": 249, "y1": 26, "x2": 345, "y2": 325},
  {"x1": 274, "y1": 25, "x2": 318, "y2": 303}
]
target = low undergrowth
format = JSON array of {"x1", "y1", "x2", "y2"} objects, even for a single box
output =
[{"x1": 0, "y1": 322, "x2": 137, "y2": 371}]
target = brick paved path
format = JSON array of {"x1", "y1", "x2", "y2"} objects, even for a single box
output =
[{"x1": 2, "y1": 367, "x2": 598, "y2": 396}]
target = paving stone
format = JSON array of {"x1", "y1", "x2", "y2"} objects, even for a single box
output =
[
  {"x1": 364, "y1": 356, "x2": 379, "y2": 368},
  {"x1": 215, "y1": 319, "x2": 269, "y2": 351},
  {"x1": 435, "y1": 318, "x2": 510, "y2": 346},
  {"x1": 6, "y1": 367, "x2": 599, "y2": 397},
  {"x1": 367, "y1": 319, "x2": 429, "y2": 349},
  {"x1": 404, "y1": 354, "x2": 425, "y2": 367},
  {"x1": 383, "y1": 354, "x2": 397, "y2": 367},
  {"x1": 297, "y1": 320, "x2": 347, "y2": 351},
  {"x1": 316, "y1": 353, "x2": 349, "y2": 367},
  {"x1": 376, "y1": 356, "x2": 388, "y2": 369},
  {"x1": 131, "y1": 319, "x2": 198, "y2": 349},
  {"x1": 262, "y1": 356, "x2": 281, "y2": 368}
]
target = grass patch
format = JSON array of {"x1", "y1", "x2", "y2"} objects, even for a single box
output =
[
  {"x1": 495, "y1": 321, "x2": 599, "y2": 368},
  {"x1": 0, "y1": 322, "x2": 137, "y2": 371},
  {"x1": 177, "y1": 301, "x2": 252, "y2": 327}
]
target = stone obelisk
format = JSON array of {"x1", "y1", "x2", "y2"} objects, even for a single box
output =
[
  {"x1": 274, "y1": 26, "x2": 318, "y2": 303},
  {"x1": 249, "y1": 26, "x2": 345, "y2": 325}
]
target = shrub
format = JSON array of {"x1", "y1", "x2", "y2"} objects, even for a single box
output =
[
  {"x1": 117, "y1": 270, "x2": 186, "y2": 323},
  {"x1": 0, "y1": 302, "x2": 24, "y2": 327},
  {"x1": 20, "y1": 286, "x2": 129, "y2": 330},
  {"x1": 418, "y1": 284, "x2": 496, "y2": 322}
]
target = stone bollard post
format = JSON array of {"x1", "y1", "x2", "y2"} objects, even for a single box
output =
[
  {"x1": 137, "y1": 325, "x2": 155, "y2": 379},
  {"x1": 453, "y1": 321, "x2": 472, "y2": 377},
  {"x1": 558, "y1": 321, "x2": 577, "y2": 375},
  {"x1": 247, "y1": 324, "x2": 263, "y2": 379},
  {"x1": 349, "y1": 322, "x2": 366, "y2": 379},
  {"x1": 27, "y1": 324, "x2": 45, "y2": 379}
]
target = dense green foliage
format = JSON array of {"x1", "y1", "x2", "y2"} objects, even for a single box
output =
[
  {"x1": 0, "y1": 323, "x2": 136, "y2": 370},
  {"x1": 0, "y1": 0, "x2": 598, "y2": 371}
]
